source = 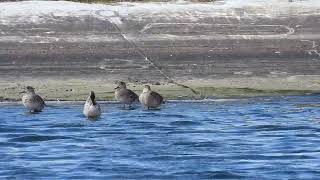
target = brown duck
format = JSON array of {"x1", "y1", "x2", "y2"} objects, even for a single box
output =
[
  {"x1": 114, "y1": 81, "x2": 138, "y2": 109},
  {"x1": 139, "y1": 85, "x2": 164, "y2": 109},
  {"x1": 83, "y1": 91, "x2": 101, "y2": 119},
  {"x1": 21, "y1": 86, "x2": 45, "y2": 112}
]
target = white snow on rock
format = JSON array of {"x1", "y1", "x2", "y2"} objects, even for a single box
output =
[
  {"x1": 0, "y1": 1, "x2": 113, "y2": 17},
  {"x1": 113, "y1": 0, "x2": 320, "y2": 17},
  {"x1": 0, "y1": 1, "x2": 114, "y2": 24},
  {"x1": 0, "y1": 0, "x2": 319, "y2": 25}
]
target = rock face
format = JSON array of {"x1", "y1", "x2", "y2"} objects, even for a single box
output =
[{"x1": 0, "y1": 0, "x2": 319, "y2": 100}]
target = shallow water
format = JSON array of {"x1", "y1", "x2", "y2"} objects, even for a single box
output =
[{"x1": 0, "y1": 95, "x2": 320, "y2": 179}]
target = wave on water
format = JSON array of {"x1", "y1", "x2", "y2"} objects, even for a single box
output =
[
  {"x1": 0, "y1": 95, "x2": 319, "y2": 179},
  {"x1": 9, "y1": 135, "x2": 73, "y2": 142}
]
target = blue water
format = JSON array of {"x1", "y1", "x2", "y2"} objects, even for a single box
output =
[{"x1": 0, "y1": 95, "x2": 320, "y2": 179}]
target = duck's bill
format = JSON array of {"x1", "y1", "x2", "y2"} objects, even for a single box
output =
[
  {"x1": 114, "y1": 86, "x2": 119, "y2": 90},
  {"x1": 19, "y1": 91, "x2": 26, "y2": 94}
]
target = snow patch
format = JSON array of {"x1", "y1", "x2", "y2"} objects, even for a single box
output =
[
  {"x1": 0, "y1": 0, "x2": 319, "y2": 25},
  {"x1": 0, "y1": 1, "x2": 108, "y2": 17},
  {"x1": 0, "y1": 1, "x2": 114, "y2": 24}
]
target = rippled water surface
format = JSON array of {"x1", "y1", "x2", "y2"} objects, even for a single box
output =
[{"x1": 0, "y1": 95, "x2": 320, "y2": 179}]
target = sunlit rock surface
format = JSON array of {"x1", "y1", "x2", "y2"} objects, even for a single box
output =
[{"x1": 0, "y1": 0, "x2": 319, "y2": 100}]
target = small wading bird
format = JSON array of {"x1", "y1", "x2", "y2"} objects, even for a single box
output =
[
  {"x1": 83, "y1": 91, "x2": 101, "y2": 119},
  {"x1": 114, "y1": 81, "x2": 138, "y2": 109},
  {"x1": 139, "y1": 85, "x2": 164, "y2": 109},
  {"x1": 21, "y1": 86, "x2": 45, "y2": 113}
]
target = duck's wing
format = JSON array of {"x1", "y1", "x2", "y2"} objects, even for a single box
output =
[
  {"x1": 34, "y1": 95, "x2": 45, "y2": 105},
  {"x1": 150, "y1": 91, "x2": 164, "y2": 104},
  {"x1": 127, "y1": 89, "x2": 139, "y2": 101}
]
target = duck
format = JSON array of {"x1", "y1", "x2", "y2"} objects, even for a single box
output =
[
  {"x1": 21, "y1": 86, "x2": 45, "y2": 112},
  {"x1": 114, "y1": 81, "x2": 138, "y2": 109},
  {"x1": 83, "y1": 91, "x2": 101, "y2": 119},
  {"x1": 139, "y1": 85, "x2": 164, "y2": 109}
]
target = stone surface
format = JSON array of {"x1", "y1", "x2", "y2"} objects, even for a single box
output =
[{"x1": 0, "y1": 0, "x2": 319, "y2": 100}]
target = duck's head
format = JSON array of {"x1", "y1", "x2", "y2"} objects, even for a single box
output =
[
  {"x1": 26, "y1": 86, "x2": 36, "y2": 93},
  {"x1": 20, "y1": 86, "x2": 35, "y2": 94},
  {"x1": 89, "y1": 91, "x2": 96, "y2": 105},
  {"x1": 143, "y1": 85, "x2": 151, "y2": 93},
  {"x1": 114, "y1": 81, "x2": 126, "y2": 90}
]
